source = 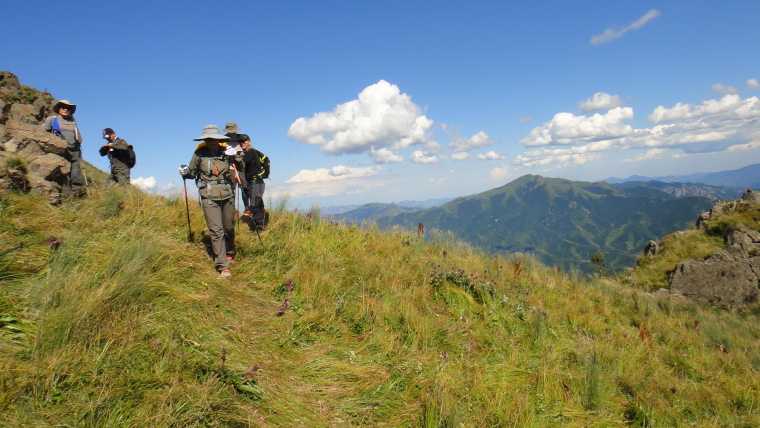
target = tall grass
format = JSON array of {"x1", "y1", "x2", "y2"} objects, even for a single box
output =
[{"x1": 0, "y1": 186, "x2": 758, "y2": 426}]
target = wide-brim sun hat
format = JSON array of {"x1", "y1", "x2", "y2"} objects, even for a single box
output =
[
  {"x1": 224, "y1": 121, "x2": 239, "y2": 133},
  {"x1": 53, "y1": 99, "x2": 76, "y2": 114},
  {"x1": 194, "y1": 124, "x2": 230, "y2": 141}
]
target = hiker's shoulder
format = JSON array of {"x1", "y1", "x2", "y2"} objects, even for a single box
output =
[{"x1": 194, "y1": 142, "x2": 228, "y2": 156}]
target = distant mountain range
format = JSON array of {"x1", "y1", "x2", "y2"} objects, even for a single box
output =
[
  {"x1": 334, "y1": 176, "x2": 725, "y2": 272},
  {"x1": 320, "y1": 197, "x2": 451, "y2": 216},
  {"x1": 607, "y1": 163, "x2": 760, "y2": 189}
]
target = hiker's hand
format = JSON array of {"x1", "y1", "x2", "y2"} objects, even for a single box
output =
[{"x1": 178, "y1": 165, "x2": 190, "y2": 177}]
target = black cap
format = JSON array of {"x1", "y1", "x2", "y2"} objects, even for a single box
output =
[
  {"x1": 103, "y1": 128, "x2": 115, "y2": 136},
  {"x1": 238, "y1": 133, "x2": 251, "y2": 142}
]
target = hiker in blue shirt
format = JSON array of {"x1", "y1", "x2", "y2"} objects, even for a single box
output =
[{"x1": 42, "y1": 99, "x2": 85, "y2": 197}]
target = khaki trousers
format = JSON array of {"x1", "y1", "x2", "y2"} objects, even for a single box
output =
[{"x1": 200, "y1": 197, "x2": 236, "y2": 270}]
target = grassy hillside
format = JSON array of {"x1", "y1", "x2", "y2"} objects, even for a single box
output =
[
  {"x1": 1, "y1": 186, "x2": 759, "y2": 426},
  {"x1": 379, "y1": 175, "x2": 713, "y2": 272}
]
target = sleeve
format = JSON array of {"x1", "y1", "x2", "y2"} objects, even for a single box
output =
[
  {"x1": 41, "y1": 116, "x2": 54, "y2": 133},
  {"x1": 186, "y1": 153, "x2": 201, "y2": 179},
  {"x1": 99, "y1": 145, "x2": 110, "y2": 157},
  {"x1": 111, "y1": 138, "x2": 130, "y2": 152}
]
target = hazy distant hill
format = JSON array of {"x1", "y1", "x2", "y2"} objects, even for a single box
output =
[
  {"x1": 612, "y1": 181, "x2": 741, "y2": 201},
  {"x1": 327, "y1": 197, "x2": 451, "y2": 221},
  {"x1": 608, "y1": 163, "x2": 760, "y2": 188},
  {"x1": 374, "y1": 175, "x2": 714, "y2": 271},
  {"x1": 331, "y1": 203, "x2": 421, "y2": 223}
]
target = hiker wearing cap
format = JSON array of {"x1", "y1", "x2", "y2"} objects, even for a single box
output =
[
  {"x1": 179, "y1": 125, "x2": 243, "y2": 278},
  {"x1": 98, "y1": 128, "x2": 135, "y2": 185},
  {"x1": 225, "y1": 121, "x2": 247, "y2": 149},
  {"x1": 43, "y1": 99, "x2": 85, "y2": 196},
  {"x1": 223, "y1": 121, "x2": 246, "y2": 185},
  {"x1": 240, "y1": 134, "x2": 270, "y2": 218}
]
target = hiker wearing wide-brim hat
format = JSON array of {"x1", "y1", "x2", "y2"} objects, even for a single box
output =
[
  {"x1": 180, "y1": 124, "x2": 243, "y2": 278},
  {"x1": 52, "y1": 99, "x2": 77, "y2": 114},
  {"x1": 42, "y1": 98, "x2": 85, "y2": 197}
]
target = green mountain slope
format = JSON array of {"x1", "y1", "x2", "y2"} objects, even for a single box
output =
[
  {"x1": 377, "y1": 175, "x2": 714, "y2": 272},
  {"x1": 1, "y1": 185, "x2": 759, "y2": 426}
]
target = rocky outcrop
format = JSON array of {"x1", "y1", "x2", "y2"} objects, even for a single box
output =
[
  {"x1": 668, "y1": 225, "x2": 760, "y2": 309},
  {"x1": 0, "y1": 71, "x2": 69, "y2": 203},
  {"x1": 669, "y1": 251, "x2": 759, "y2": 309}
]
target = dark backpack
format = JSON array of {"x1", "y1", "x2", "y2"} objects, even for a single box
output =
[{"x1": 126, "y1": 145, "x2": 137, "y2": 168}]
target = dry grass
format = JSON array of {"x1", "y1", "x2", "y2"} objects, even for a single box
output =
[{"x1": 0, "y1": 185, "x2": 758, "y2": 426}]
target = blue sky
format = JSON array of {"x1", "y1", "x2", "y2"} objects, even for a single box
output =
[{"x1": 3, "y1": 1, "x2": 760, "y2": 207}]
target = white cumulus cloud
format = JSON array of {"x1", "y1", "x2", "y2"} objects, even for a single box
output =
[
  {"x1": 579, "y1": 92, "x2": 622, "y2": 112},
  {"x1": 746, "y1": 79, "x2": 759, "y2": 90},
  {"x1": 132, "y1": 176, "x2": 157, "y2": 191},
  {"x1": 287, "y1": 165, "x2": 380, "y2": 184},
  {"x1": 450, "y1": 131, "x2": 494, "y2": 152},
  {"x1": 521, "y1": 107, "x2": 634, "y2": 146},
  {"x1": 515, "y1": 92, "x2": 760, "y2": 168},
  {"x1": 287, "y1": 80, "x2": 434, "y2": 157},
  {"x1": 590, "y1": 9, "x2": 661, "y2": 45},
  {"x1": 411, "y1": 150, "x2": 439, "y2": 164},
  {"x1": 477, "y1": 151, "x2": 505, "y2": 160},
  {"x1": 451, "y1": 152, "x2": 470, "y2": 161},
  {"x1": 370, "y1": 147, "x2": 403, "y2": 164},
  {"x1": 273, "y1": 165, "x2": 385, "y2": 199}
]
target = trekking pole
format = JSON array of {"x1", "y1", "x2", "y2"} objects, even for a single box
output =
[
  {"x1": 235, "y1": 185, "x2": 240, "y2": 233},
  {"x1": 182, "y1": 178, "x2": 194, "y2": 242},
  {"x1": 254, "y1": 227, "x2": 264, "y2": 246},
  {"x1": 83, "y1": 169, "x2": 90, "y2": 197}
]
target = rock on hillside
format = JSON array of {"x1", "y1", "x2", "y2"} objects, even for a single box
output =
[
  {"x1": 0, "y1": 71, "x2": 73, "y2": 204},
  {"x1": 635, "y1": 189, "x2": 760, "y2": 309}
]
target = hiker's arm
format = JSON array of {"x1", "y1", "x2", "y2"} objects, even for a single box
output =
[
  {"x1": 260, "y1": 153, "x2": 269, "y2": 179},
  {"x1": 234, "y1": 153, "x2": 246, "y2": 184},
  {"x1": 229, "y1": 156, "x2": 246, "y2": 188},
  {"x1": 75, "y1": 123, "x2": 83, "y2": 144}
]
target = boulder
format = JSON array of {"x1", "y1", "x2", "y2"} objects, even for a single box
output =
[
  {"x1": 669, "y1": 251, "x2": 759, "y2": 309},
  {"x1": 8, "y1": 103, "x2": 40, "y2": 124},
  {"x1": 725, "y1": 227, "x2": 760, "y2": 257},
  {"x1": 0, "y1": 71, "x2": 21, "y2": 92},
  {"x1": 28, "y1": 153, "x2": 70, "y2": 184},
  {"x1": 5, "y1": 121, "x2": 68, "y2": 157}
]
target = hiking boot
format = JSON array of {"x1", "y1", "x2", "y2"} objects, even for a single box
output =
[{"x1": 219, "y1": 268, "x2": 232, "y2": 279}]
